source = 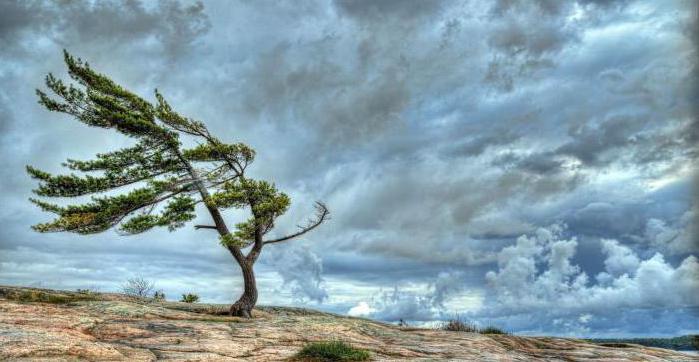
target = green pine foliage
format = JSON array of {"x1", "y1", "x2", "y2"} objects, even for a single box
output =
[
  {"x1": 153, "y1": 290, "x2": 166, "y2": 301},
  {"x1": 180, "y1": 293, "x2": 200, "y2": 303},
  {"x1": 26, "y1": 51, "x2": 293, "y2": 238},
  {"x1": 211, "y1": 178, "x2": 290, "y2": 247}
]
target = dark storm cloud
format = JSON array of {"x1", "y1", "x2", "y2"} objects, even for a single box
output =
[
  {"x1": 482, "y1": 0, "x2": 581, "y2": 92},
  {"x1": 238, "y1": 41, "x2": 411, "y2": 147},
  {"x1": 1, "y1": 0, "x2": 697, "y2": 336},
  {"x1": 686, "y1": 0, "x2": 699, "y2": 206},
  {"x1": 0, "y1": 95, "x2": 13, "y2": 139},
  {"x1": 0, "y1": 1, "x2": 42, "y2": 44},
  {"x1": 519, "y1": 177, "x2": 695, "y2": 253},
  {"x1": 334, "y1": 0, "x2": 444, "y2": 22},
  {"x1": 491, "y1": 152, "x2": 565, "y2": 175},
  {"x1": 0, "y1": 0, "x2": 209, "y2": 56},
  {"x1": 445, "y1": 131, "x2": 520, "y2": 158},
  {"x1": 488, "y1": 1, "x2": 577, "y2": 56},
  {"x1": 549, "y1": 109, "x2": 696, "y2": 172}
]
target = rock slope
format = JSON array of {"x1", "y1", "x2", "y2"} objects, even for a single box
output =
[{"x1": 0, "y1": 286, "x2": 696, "y2": 361}]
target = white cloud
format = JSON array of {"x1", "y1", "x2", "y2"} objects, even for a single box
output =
[
  {"x1": 347, "y1": 301, "x2": 376, "y2": 317},
  {"x1": 644, "y1": 205, "x2": 697, "y2": 254},
  {"x1": 479, "y1": 224, "x2": 699, "y2": 335},
  {"x1": 343, "y1": 271, "x2": 480, "y2": 322},
  {"x1": 600, "y1": 239, "x2": 640, "y2": 277},
  {"x1": 353, "y1": 286, "x2": 438, "y2": 322}
]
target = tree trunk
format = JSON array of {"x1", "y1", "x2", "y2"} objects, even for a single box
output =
[{"x1": 229, "y1": 260, "x2": 257, "y2": 318}]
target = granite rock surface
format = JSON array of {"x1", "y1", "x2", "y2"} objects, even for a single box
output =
[{"x1": 0, "y1": 286, "x2": 696, "y2": 361}]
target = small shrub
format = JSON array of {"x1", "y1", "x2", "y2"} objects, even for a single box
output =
[
  {"x1": 441, "y1": 315, "x2": 477, "y2": 332},
  {"x1": 180, "y1": 293, "x2": 200, "y2": 303},
  {"x1": 153, "y1": 290, "x2": 166, "y2": 301},
  {"x1": 76, "y1": 288, "x2": 93, "y2": 295},
  {"x1": 122, "y1": 277, "x2": 155, "y2": 298},
  {"x1": 295, "y1": 341, "x2": 370, "y2": 361},
  {"x1": 479, "y1": 326, "x2": 507, "y2": 335},
  {"x1": 20, "y1": 290, "x2": 69, "y2": 303},
  {"x1": 439, "y1": 316, "x2": 507, "y2": 335}
]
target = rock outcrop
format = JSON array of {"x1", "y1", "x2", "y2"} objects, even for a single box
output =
[{"x1": 0, "y1": 286, "x2": 696, "y2": 361}]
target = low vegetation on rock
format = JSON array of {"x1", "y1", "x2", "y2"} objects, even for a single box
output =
[
  {"x1": 1, "y1": 288, "x2": 99, "y2": 304},
  {"x1": 479, "y1": 326, "x2": 508, "y2": 335},
  {"x1": 153, "y1": 290, "x2": 166, "y2": 301},
  {"x1": 180, "y1": 293, "x2": 200, "y2": 303},
  {"x1": 440, "y1": 316, "x2": 508, "y2": 335},
  {"x1": 294, "y1": 341, "x2": 371, "y2": 361},
  {"x1": 441, "y1": 317, "x2": 477, "y2": 332}
]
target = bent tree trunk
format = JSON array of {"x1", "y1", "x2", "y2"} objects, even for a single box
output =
[{"x1": 229, "y1": 260, "x2": 257, "y2": 318}]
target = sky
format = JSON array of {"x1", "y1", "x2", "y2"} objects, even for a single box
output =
[{"x1": 0, "y1": 0, "x2": 697, "y2": 338}]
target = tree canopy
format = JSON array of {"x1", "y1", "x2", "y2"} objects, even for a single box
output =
[{"x1": 28, "y1": 50, "x2": 328, "y2": 258}]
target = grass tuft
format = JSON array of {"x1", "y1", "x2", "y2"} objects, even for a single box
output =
[
  {"x1": 440, "y1": 315, "x2": 508, "y2": 335},
  {"x1": 294, "y1": 340, "x2": 371, "y2": 361},
  {"x1": 441, "y1": 315, "x2": 478, "y2": 332},
  {"x1": 479, "y1": 326, "x2": 508, "y2": 335}
]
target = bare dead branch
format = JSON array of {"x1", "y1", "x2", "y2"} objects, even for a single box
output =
[
  {"x1": 121, "y1": 276, "x2": 155, "y2": 298},
  {"x1": 263, "y1": 202, "x2": 329, "y2": 245}
]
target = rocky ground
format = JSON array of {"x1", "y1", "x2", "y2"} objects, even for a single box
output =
[{"x1": 0, "y1": 286, "x2": 696, "y2": 361}]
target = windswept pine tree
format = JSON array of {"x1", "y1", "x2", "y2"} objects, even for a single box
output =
[{"x1": 27, "y1": 51, "x2": 329, "y2": 317}]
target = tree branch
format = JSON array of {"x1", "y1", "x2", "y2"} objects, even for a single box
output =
[
  {"x1": 245, "y1": 225, "x2": 264, "y2": 263},
  {"x1": 170, "y1": 144, "x2": 246, "y2": 265},
  {"x1": 263, "y1": 202, "x2": 329, "y2": 245},
  {"x1": 194, "y1": 225, "x2": 217, "y2": 230},
  {"x1": 112, "y1": 188, "x2": 194, "y2": 235}
]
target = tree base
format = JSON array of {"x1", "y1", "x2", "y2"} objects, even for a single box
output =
[{"x1": 229, "y1": 302, "x2": 253, "y2": 318}]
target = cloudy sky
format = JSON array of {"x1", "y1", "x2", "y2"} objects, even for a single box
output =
[{"x1": 1, "y1": 0, "x2": 697, "y2": 337}]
